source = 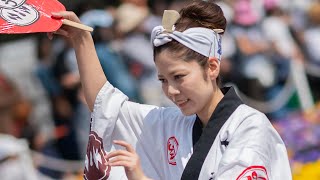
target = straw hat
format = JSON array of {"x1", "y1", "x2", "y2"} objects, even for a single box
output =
[{"x1": 115, "y1": 3, "x2": 149, "y2": 34}]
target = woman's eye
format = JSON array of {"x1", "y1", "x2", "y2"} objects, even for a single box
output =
[
  {"x1": 158, "y1": 78, "x2": 167, "y2": 83},
  {"x1": 174, "y1": 75, "x2": 184, "y2": 80}
]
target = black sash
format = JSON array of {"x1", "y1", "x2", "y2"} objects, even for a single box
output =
[{"x1": 181, "y1": 87, "x2": 243, "y2": 180}]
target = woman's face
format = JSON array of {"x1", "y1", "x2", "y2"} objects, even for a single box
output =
[{"x1": 155, "y1": 50, "x2": 216, "y2": 116}]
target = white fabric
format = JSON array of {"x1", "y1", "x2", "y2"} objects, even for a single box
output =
[
  {"x1": 89, "y1": 82, "x2": 292, "y2": 180},
  {"x1": 0, "y1": 135, "x2": 38, "y2": 180},
  {"x1": 151, "y1": 26, "x2": 223, "y2": 60}
]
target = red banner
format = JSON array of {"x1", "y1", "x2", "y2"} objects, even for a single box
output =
[{"x1": 0, "y1": 0, "x2": 65, "y2": 34}]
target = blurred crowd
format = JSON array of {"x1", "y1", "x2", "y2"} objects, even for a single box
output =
[{"x1": 0, "y1": 0, "x2": 320, "y2": 179}]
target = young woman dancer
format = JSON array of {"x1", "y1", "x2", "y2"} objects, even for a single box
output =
[{"x1": 51, "y1": 1, "x2": 292, "y2": 179}]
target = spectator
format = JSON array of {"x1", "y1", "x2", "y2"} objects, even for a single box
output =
[
  {"x1": 114, "y1": 2, "x2": 171, "y2": 106},
  {"x1": 303, "y1": 2, "x2": 320, "y2": 101},
  {"x1": 80, "y1": 9, "x2": 141, "y2": 102},
  {"x1": 230, "y1": 0, "x2": 275, "y2": 100},
  {"x1": 51, "y1": 38, "x2": 82, "y2": 161},
  {"x1": 0, "y1": 73, "x2": 38, "y2": 180}
]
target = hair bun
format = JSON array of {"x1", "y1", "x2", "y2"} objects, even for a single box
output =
[{"x1": 176, "y1": 0, "x2": 226, "y2": 33}]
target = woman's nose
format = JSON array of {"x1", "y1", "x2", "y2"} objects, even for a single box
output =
[{"x1": 167, "y1": 84, "x2": 180, "y2": 96}]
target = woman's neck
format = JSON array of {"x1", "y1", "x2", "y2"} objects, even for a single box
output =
[{"x1": 197, "y1": 88, "x2": 224, "y2": 127}]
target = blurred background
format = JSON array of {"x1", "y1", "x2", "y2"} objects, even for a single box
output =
[{"x1": 0, "y1": 0, "x2": 319, "y2": 179}]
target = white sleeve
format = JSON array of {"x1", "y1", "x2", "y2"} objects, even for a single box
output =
[
  {"x1": 91, "y1": 81, "x2": 158, "y2": 150},
  {"x1": 215, "y1": 113, "x2": 292, "y2": 180}
]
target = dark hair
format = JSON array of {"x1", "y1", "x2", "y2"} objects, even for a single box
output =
[{"x1": 154, "y1": 0, "x2": 226, "y2": 85}]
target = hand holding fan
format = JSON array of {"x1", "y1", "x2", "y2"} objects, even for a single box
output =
[{"x1": 0, "y1": 0, "x2": 93, "y2": 34}]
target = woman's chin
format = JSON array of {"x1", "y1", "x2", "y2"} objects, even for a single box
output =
[{"x1": 180, "y1": 108, "x2": 196, "y2": 116}]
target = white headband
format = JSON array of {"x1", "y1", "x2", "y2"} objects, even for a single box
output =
[{"x1": 151, "y1": 10, "x2": 223, "y2": 60}]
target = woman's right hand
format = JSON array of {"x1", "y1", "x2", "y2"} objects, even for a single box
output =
[{"x1": 48, "y1": 11, "x2": 91, "y2": 44}]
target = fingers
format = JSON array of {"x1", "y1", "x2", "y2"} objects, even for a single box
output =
[
  {"x1": 113, "y1": 140, "x2": 135, "y2": 153},
  {"x1": 108, "y1": 160, "x2": 133, "y2": 168},
  {"x1": 108, "y1": 155, "x2": 132, "y2": 165},
  {"x1": 46, "y1": 28, "x2": 69, "y2": 40},
  {"x1": 50, "y1": 11, "x2": 88, "y2": 40},
  {"x1": 51, "y1": 11, "x2": 80, "y2": 23},
  {"x1": 105, "y1": 141, "x2": 146, "y2": 179},
  {"x1": 106, "y1": 150, "x2": 139, "y2": 171},
  {"x1": 105, "y1": 140, "x2": 138, "y2": 168},
  {"x1": 54, "y1": 28, "x2": 69, "y2": 37},
  {"x1": 51, "y1": 12, "x2": 63, "y2": 18},
  {"x1": 106, "y1": 149, "x2": 132, "y2": 160}
]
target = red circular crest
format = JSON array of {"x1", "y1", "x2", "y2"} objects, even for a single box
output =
[
  {"x1": 167, "y1": 136, "x2": 179, "y2": 166},
  {"x1": 236, "y1": 166, "x2": 269, "y2": 180}
]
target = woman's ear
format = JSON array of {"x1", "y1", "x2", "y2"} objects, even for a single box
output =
[{"x1": 207, "y1": 57, "x2": 220, "y2": 80}]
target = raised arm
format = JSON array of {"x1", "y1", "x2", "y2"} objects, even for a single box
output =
[{"x1": 51, "y1": 11, "x2": 106, "y2": 112}]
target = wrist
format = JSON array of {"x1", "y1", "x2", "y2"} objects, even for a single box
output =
[{"x1": 71, "y1": 31, "x2": 92, "y2": 48}]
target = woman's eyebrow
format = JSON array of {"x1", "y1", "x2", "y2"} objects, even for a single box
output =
[{"x1": 158, "y1": 74, "x2": 164, "y2": 78}]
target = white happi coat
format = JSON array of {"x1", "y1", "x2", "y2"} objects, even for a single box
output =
[{"x1": 83, "y1": 82, "x2": 292, "y2": 180}]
